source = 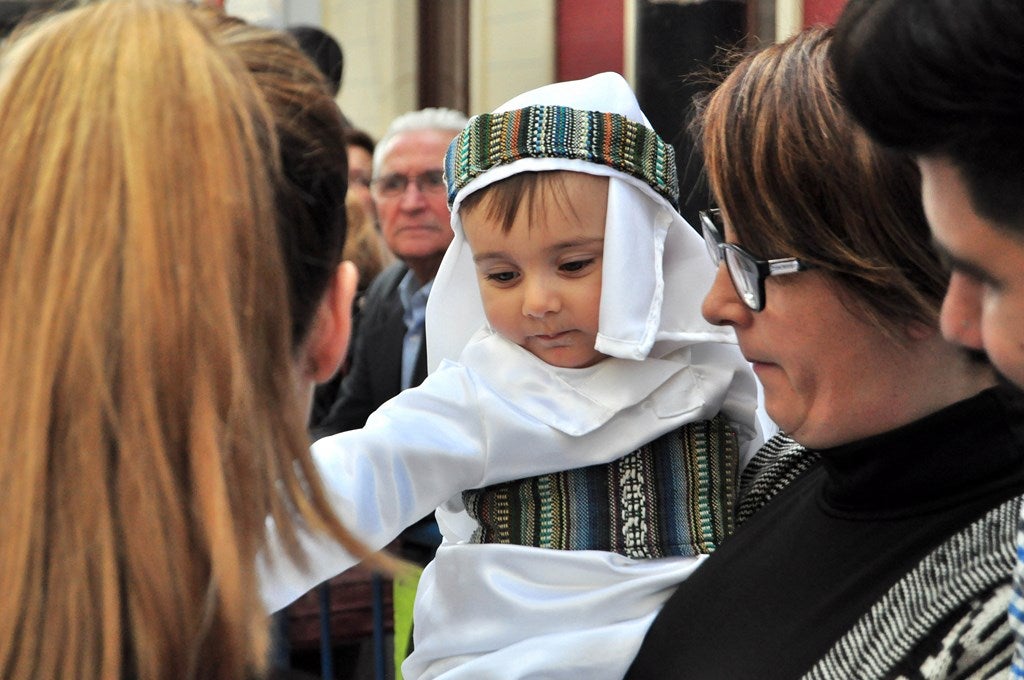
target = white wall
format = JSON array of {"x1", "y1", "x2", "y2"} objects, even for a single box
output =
[
  {"x1": 775, "y1": 0, "x2": 804, "y2": 42},
  {"x1": 468, "y1": 0, "x2": 555, "y2": 115},
  {"x1": 310, "y1": 0, "x2": 555, "y2": 137},
  {"x1": 323, "y1": 1, "x2": 416, "y2": 138},
  {"x1": 225, "y1": 0, "x2": 320, "y2": 29},
  {"x1": 228, "y1": 0, "x2": 803, "y2": 137}
]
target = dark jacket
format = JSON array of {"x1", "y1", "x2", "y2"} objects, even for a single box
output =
[{"x1": 312, "y1": 262, "x2": 428, "y2": 440}]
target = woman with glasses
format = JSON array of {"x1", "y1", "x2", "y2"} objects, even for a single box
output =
[{"x1": 627, "y1": 27, "x2": 1024, "y2": 679}]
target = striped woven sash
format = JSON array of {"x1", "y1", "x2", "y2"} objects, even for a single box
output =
[{"x1": 462, "y1": 414, "x2": 739, "y2": 559}]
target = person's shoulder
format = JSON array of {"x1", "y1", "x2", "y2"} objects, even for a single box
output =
[
  {"x1": 806, "y1": 497, "x2": 1019, "y2": 680},
  {"x1": 832, "y1": 574, "x2": 1015, "y2": 680},
  {"x1": 353, "y1": 262, "x2": 408, "y2": 318},
  {"x1": 380, "y1": 260, "x2": 410, "y2": 285},
  {"x1": 736, "y1": 433, "x2": 818, "y2": 526}
]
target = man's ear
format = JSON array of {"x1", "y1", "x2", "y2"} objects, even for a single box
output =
[{"x1": 306, "y1": 261, "x2": 359, "y2": 383}]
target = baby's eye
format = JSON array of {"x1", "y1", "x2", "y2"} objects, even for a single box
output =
[
  {"x1": 485, "y1": 270, "x2": 519, "y2": 284},
  {"x1": 560, "y1": 258, "x2": 595, "y2": 274}
]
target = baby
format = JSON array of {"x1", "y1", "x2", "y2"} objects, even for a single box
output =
[{"x1": 262, "y1": 72, "x2": 761, "y2": 679}]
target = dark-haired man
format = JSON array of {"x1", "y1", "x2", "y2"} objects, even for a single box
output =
[{"x1": 831, "y1": 0, "x2": 1024, "y2": 674}]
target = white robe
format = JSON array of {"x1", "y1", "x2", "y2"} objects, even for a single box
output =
[{"x1": 260, "y1": 329, "x2": 760, "y2": 679}]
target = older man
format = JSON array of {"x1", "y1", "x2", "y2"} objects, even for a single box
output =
[
  {"x1": 832, "y1": 0, "x2": 1024, "y2": 385},
  {"x1": 314, "y1": 107, "x2": 468, "y2": 442},
  {"x1": 831, "y1": 0, "x2": 1024, "y2": 674}
]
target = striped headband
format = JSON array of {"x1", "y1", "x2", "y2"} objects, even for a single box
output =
[{"x1": 444, "y1": 104, "x2": 679, "y2": 208}]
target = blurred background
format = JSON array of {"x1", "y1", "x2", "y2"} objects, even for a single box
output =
[
  {"x1": 215, "y1": 0, "x2": 846, "y2": 226},
  {"x1": 0, "y1": 0, "x2": 846, "y2": 226}
]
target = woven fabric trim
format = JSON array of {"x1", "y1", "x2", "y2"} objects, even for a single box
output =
[
  {"x1": 804, "y1": 497, "x2": 1020, "y2": 680},
  {"x1": 736, "y1": 432, "x2": 819, "y2": 526},
  {"x1": 444, "y1": 105, "x2": 679, "y2": 208},
  {"x1": 462, "y1": 415, "x2": 739, "y2": 559},
  {"x1": 737, "y1": 433, "x2": 1019, "y2": 679}
]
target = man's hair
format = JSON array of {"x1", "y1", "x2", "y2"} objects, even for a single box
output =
[
  {"x1": 372, "y1": 107, "x2": 468, "y2": 177},
  {"x1": 286, "y1": 24, "x2": 343, "y2": 96},
  {"x1": 831, "y1": 0, "x2": 1024, "y2": 230},
  {"x1": 695, "y1": 27, "x2": 947, "y2": 341}
]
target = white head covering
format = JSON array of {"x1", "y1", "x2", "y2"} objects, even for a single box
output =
[{"x1": 426, "y1": 72, "x2": 737, "y2": 372}]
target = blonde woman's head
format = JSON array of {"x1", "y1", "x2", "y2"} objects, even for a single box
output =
[{"x1": 0, "y1": 2, "x2": 365, "y2": 678}]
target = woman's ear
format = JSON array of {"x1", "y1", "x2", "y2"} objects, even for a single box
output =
[{"x1": 305, "y1": 261, "x2": 359, "y2": 383}]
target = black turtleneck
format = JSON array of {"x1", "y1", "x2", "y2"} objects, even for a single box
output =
[{"x1": 627, "y1": 384, "x2": 1024, "y2": 680}]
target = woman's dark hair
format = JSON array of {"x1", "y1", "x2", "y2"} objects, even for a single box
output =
[
  {"x1": 286, "y1": 24, "x2": 343, "y2": 96},
  {"x1": 344, "y1": 126, "x2": 375, "y2": 156},
  {"x1": 222, "y1": 17, "x2": 349, "y2": 348}
]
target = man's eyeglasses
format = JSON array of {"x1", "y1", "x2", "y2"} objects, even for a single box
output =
[
  {"x1": 371, "y1": 170, "x2": 446, "y2": 198},
  {"x1": 699, "y1": 208, "x2": 814, "y2": 312}
]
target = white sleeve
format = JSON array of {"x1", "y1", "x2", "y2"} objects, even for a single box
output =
[
  {"x1": 259, "y1": 347, "x2": 761, "y2": 611},
  {"x1": 259, "y1": 364, "x2": 490, "y2": 612}
]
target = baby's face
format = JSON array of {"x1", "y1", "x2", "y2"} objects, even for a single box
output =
[{"x1": 461, "y1": 172, "x2": 609, "y2": 369}]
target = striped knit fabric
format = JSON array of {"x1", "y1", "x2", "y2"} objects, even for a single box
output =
[
  {"x1": 739, "y1": 432, "x2": 1019, "y2": 679},
  {"x1": 462, "y1": 415, "x2": 738, "y2": 559},
  {"x1": 805, "y1": 498, "x2": 1019, "y2": 680},
  {"x1": 444, "y1": 105, "x2": 679, "y2": 209},
  {"x1": 1010, "y1": 501, "x2": 1024, "y2": 677},
  {"x1": 736, "y1": 432, "x2": 819, "y2": 527}
]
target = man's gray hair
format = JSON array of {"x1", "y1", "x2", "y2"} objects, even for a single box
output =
[{"x1": 372, "y1": 107, "x2": 469, "y2": 177}]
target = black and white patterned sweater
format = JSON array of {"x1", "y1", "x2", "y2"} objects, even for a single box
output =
[{"x1": 628, "y1": 384, "x2": 1024, "y2": 680}]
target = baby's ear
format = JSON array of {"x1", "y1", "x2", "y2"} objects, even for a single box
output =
[{"x1": 305, "y1": 261, "x2": 359, "y2": 383}]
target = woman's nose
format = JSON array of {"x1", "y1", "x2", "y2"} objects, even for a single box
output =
[{"x1": 701, "y1": 264, "x2": 748, "y2": 327}]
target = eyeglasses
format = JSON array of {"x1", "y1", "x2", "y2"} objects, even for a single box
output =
[
  {"x1": 699, "y1": 208, "x2": 814, "y2": 312},
  {"x1": 371, "y1": 170, "x2": 446, "y2": 198},
  {"x1": 348, "y1": 171, "x2": 371, "y2": 188}
]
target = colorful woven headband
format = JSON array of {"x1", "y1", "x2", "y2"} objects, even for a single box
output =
[{"x1": 444, "y1": 105, "x2": 679, "y2": 209}]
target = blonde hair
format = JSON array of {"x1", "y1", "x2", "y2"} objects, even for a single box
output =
[{"x1": 0, "y1": 2, "x2": 367, "y2": 678}]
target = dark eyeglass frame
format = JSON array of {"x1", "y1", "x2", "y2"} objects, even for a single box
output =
[
  {"x1": 699, "y1": 208, "x2": 814, "y2": 312},
  {"x1": 370, "y1": 169, "x2": 446, "y2": 198}
]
